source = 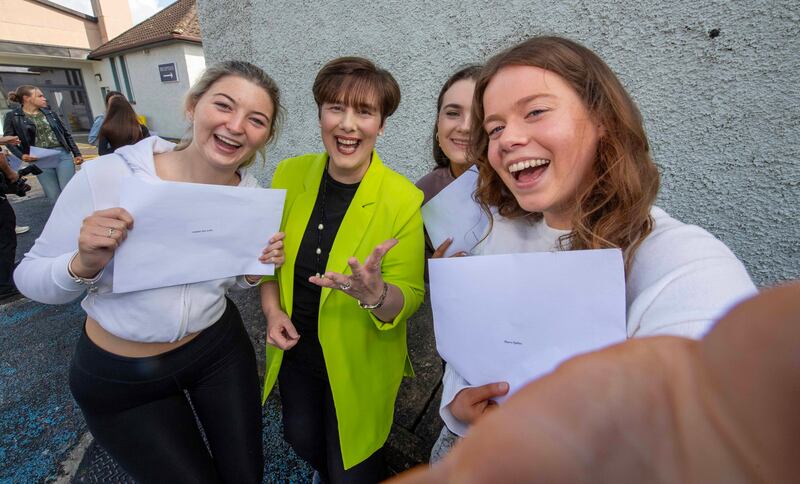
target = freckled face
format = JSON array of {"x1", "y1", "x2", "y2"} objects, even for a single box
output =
[
  {"x1": 436, "y1": 79, "x2": 476, "y2": 170},
  {"x1": 187, "y1": 75, "x2": 274, "y2": 172},
  {"x1": 319, "y1": 95, "x2": 383, "y2": 184},
  {"x1": 483, "y1": 65, "x2": 601, "y2": 229}
]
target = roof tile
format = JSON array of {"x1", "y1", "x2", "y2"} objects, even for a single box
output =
[{"x1": 88, "y1": 0, "x2": 201, "y2": 59}]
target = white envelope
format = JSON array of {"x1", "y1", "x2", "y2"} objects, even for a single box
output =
[
  {"x1": 113, "y1": 176, "x2": 286, "y2": 293},
  {"x1": 7, "y1": 154, "x2": 22, "y2": 171},
  {"x1": 30, "y1": 146, "x2": 62, "y2": 169},
  {"x1": 430, "y1": 248, "x2": 627, "y2": 401},
  {"x1": 421, "y1": 167, "x2": 489, "y2": 256}
]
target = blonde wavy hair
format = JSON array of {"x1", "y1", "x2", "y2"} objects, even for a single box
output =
[
  {"x1": 175, "y1": 60, "x2": 284, "y2": 168},
  {"x1": 471, "y1": 36, "x2": 659, "y2": 270}
]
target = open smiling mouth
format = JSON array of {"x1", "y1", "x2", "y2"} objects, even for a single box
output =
[
  {"x1": 509, "y1": 159, "x2": 550, "y2": 182},
  {"x1": 336, "y1": 136, "x2": 360, "y2": 155},
  {"x1": 214, "y1": 134, "x2": 242, "y2": 153}
]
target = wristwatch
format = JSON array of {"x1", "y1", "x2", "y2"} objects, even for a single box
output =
[{"x1": 358, "y1": 282, "x2": 389, "y2": 310}]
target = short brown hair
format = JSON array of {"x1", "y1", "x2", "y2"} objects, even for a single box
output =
[
  {"x1": 312, "y1": 57, "x2": 401, "y2": 123},
  {"x1": 471, "y1": 36, "x2": 660, "y2": 269}
]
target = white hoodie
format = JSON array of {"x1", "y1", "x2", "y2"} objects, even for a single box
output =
[{"x1": 14, "y1": 137, "x2": 260, "y2": 343}]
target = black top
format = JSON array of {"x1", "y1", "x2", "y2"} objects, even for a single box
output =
[{"x1": 283, "y1": 169, "x2": 360, "y2": 378}]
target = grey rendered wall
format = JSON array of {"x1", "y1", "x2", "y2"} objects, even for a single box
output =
[{"x1": 197, "y1": 0, "x2": 799, "y2": 287}]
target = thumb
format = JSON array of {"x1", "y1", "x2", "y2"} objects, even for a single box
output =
[
  {"x1": 474, "y1": 381, "x2": 509, "y2": 401},
  {"x1": 283, "y1": 321, "x2": 299, "y2": 340}
]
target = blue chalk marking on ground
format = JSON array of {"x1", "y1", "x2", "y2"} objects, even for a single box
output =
[{"x1": 0, "y1": 297, "x2": 86, "y2": 482}]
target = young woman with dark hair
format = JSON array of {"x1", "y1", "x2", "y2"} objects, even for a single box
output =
[
  {"x1": 88, "y1": 90, "x2": 124, "y2": 145},
  {"x1": 97, "y1": 96, "x2": 150, "y2": 155},
  {"x1": 415, "y1": 65, "x2": 482, "y2": 259}
]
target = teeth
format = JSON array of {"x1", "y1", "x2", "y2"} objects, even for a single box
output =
[
  {"x1": 215, "y1": 134, "x2": 241, "y2": 147},
  {"x1": 337, "y1": 138, "x2": 359, "y2": 145},
  {"x1": 508, "y1": 159, "x2": 550, "y2": 173}
]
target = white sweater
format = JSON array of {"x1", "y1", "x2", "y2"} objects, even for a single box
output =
[
  {"x1": 14, "y1": 137, "x2": 259, "y2": 343},
  {"x1": 440, "y1": 207, "x2": 757, "y2": 436}
]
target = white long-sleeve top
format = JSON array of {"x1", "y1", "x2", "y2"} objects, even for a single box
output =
[
  {"x1": 14, "y1": 137, "x2": 259, "y2": 343},
  {"x1": 439, "y1": 207, "x2": 757, "y2": 436}
]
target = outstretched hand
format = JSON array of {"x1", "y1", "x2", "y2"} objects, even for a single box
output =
[{"x1": 309, "y1": 238, "x2": 397, "y2": 306}]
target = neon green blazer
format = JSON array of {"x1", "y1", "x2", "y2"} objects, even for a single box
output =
[{"x1": 262, "y1": 151, "x2": 425, "y2": 469}]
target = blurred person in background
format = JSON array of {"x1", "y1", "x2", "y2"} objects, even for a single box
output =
[
  {"x1": 4, "y1": 85, "x2": 83, "y2": 201},
  {"x1": 97, "y1": 96, "x2": 150, "y2": 155},
  {"x1": 0, "y1": 135, "x2": 23, "y2": 301},
  {"x1": 88, "y1": 90, "x2": 124, "y2": 145}
]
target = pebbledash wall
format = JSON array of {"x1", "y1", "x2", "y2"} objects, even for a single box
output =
[{"x1": 197, "y1": 0, "x2": 799, "y2": 287}]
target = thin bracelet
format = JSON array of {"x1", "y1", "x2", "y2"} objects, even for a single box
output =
[
  {"x1": 67, "y1": 252, "x2": 102, "y2": 285},
  {"x1": 358, "y1": 282, "x2": 389, "y2": 310}
]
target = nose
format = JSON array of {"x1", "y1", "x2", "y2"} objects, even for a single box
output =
[
  {"x1": 497, "y1": 121, "x2": 527, "y2": 153},
  {"x1": 339, "y1": 107, "x2": 357, "y2": 132},
  {"x1": 458, "y1": 111, "x2": 472, "y2": 133},
  {"x1": 226, "y1": 113, "x2": 245, "y2": 134}
]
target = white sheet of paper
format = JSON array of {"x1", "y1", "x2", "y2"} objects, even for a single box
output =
[
  {"x1": 430, "y1": 248, "x2": 626, "y2": 401},
  {"x1": 113, "y1": 177, "x2": 286, "y2": 293},
  {"x1": 8, "y1": 154, "x2": 22, "y2": 171},
  {"x1": 30, "y1": 147, "x2": 62, "y2": 169},
  {"x1": 421, "y1": 167, "x2": 488, "y2": 256}
]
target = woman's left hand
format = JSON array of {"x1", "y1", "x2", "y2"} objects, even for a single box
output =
[
  {"x1": 245, "y1": 232, "x2": 286, "y2": 284},
  {"x1": 310, "y1": 238, "x2": 397, "y2": 304},
  {"x1": 73, "y1": 156, "x2": 83, "y2": 165},
  {"x1": 259, "y1": 232, "x2": 285, "y2": 267}
]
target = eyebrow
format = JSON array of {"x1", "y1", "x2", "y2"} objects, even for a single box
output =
[
  {"x1": 483, "y1": 93, "x2": 555, "y2": 125},
  {"x1": 213, "y1": 92, "x2": 271, "y2": 122},
  {"x1": 442, "y1": 102, "x2": 464, "y2": 111}
]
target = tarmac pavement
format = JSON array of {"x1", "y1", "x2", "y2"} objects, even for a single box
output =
[{"x1": 1, "y1": 144, "x2": 443, "y2": 483}]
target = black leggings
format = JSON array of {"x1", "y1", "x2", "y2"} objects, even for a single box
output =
[
  {"x1": 278, "y1": 362, "x2": 387, "y2": 484},
  {"x1": 69, "y1": 299, "x2": 263, "y2": 484}
]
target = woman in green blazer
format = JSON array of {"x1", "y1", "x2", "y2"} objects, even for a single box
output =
[{"x1": 260, "y1": 57, "x2": 425, "y2": 482}]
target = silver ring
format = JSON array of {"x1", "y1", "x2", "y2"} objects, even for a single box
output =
[
  {"x1": 339, "y1": 280, "x2": 352, "y2": 291},
  {"x1": 107, "y1": 228, "x2": 115, "y2": 238}
]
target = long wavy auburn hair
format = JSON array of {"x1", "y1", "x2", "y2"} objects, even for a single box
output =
[{"x1": 470, "y1": 36, "x2": 660, "y2": 270}]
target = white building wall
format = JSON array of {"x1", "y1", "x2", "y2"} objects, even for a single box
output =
[
  {"x1": 119, "y1": 42, "x2": 203, "y2": 139},
  {"x1": 184, "y1": 44, "x2": 206, "y2": 86}
]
